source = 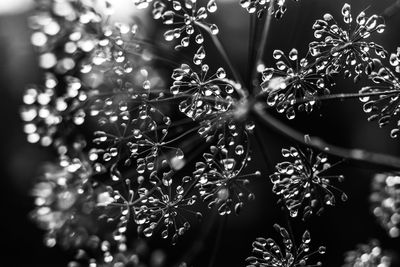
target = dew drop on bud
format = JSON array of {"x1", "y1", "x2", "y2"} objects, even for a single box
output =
[
  {"x1": 210, "y1": 24, "x2": 219, "y2": 35},
  {"x1": 207, "y1": 0, "x2": 217, "y2": 13},
  {"x1": 195, "y1": 34, "x2": 204, "y2": 44},
  {"x1": 216, "y1": 67, "x2": 226, "y2": 79},
  {"x1": 245, "y1": 121, "x2": 255, "y2": 132},
  {"x1": 195, "y1": 46, "x2": 206, "y2": 60},
  {"x1": 289, "y1": 48, "x2": 298, "y2": 61},
  {"x1": 342, "y1": 3, "x2": 351, "y2": 17},
  {"x1": 143, "y1": 227, "x2": 153, "y2": 237},
  {"x1": 273, "y1": 50, "x2": 284, "y2": 60},
  {"x1": 235, "y1": 145, "x2": 244, "y2": 155}
]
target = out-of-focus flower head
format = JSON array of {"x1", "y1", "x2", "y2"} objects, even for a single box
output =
[
  {"x1": 370, "y1": 173, "x2": 400, "y2": 238},
  {"x1": 343, "y1": 240, "x2": 392, "y2": 267}
]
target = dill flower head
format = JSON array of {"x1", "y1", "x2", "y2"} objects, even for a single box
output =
[
  {"x1": 359, "y1": 51, "x2": 400, "y2": 138},
  {"x1": 270, "y1": 137, "x2": 347, "y2": 220},
  {"x1": 370, "y1": 173, "x2": 400, "y2": 238},
  {"x1": 261, "y1": 48, "x2": 330, "y2": 119},
  {"x1": 310, "y1": 3, "x2": 387, "y2": 81},
  {"x1": 343, "y1": 240, "x2": 392, "y2": 267},
  {"x1": 246, "y1": 224, "x2": 326, "y2": 267},
  {"x1": 194, "y1": 130, "x2": 259, "y2": 215}
]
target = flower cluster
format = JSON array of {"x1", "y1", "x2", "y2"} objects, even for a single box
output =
[
  {"x1": 370, "y1": 173, "x2": 400, "y2": 238},
  {"x1": 132, "y1": 169, "x2": 199, "y2": 244},
  {"x1": 246, "y1": 224, "x2": 326, "y2": 267},
  {"x1": 28, "y1": 0, "x2": 105, "y2": 72},
  {"x1": 261, "y1": 48, "x2": 330, "y2": 119},
  {"x1": 30, "y1": 154, "x2": 97, "y2": 250},
  {"x1": 270, "y1": 138, "x2": 347, "y2": 220},
  {"x1": 310, "y1": 3, "x2": 387, "y2": 81},
  {"x1": 343, "y1": 240, "x2": 392, "y2": 267},
  {"x1": 138, "y1": 0, "x2": 219, "y2": 50},
  {"x1": 171, "y1": 63, "x2": 237, "y2": 120},
  {"x1": 259, "y1": 3, "x2": 388, "y2": 120},
  {"x1": 195, "y1": 131, "x2": 259, "y2": 216},
  {"x1": 21, "y1": 75, "x2": 87, "y2": 146},
  {"x1": 359, "y1": 49, "x2": 400, "y2": 138}
]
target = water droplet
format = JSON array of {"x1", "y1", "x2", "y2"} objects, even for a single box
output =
[
  {"x1": 175, "y1": 148, "x2": 184, "y2": 159},
  {"x1": 162, "y1": 229, "x2": 169, "y2": 239},
  {"x1": 195, "y1": 46, "x2": 206, "y2": 59},
  {"x1": 245, "y1": 121, "x2": 255, "y2": 132},
  {"x1": 221, "y1": 158, "x2": 236, "y2": 171},
  {"x1": 164, "y1": 30, "x2": 175, "y2": 41},
  {"x1": 235, "y1": 145, "x2": 244, "y2": 155},
  {"x1": 195, "y1": 34, "x2": 204, "y2": 44},
  {"x1": 214, "y1": 68, "x2": 226, "y2": 80},
  {"x1": 210, "y1": 24, "x2": 219, "y2": 35},
  {"x1": 207, "y1": 0, "x2": 217, "y2": 13},
  {"x1": 341, "y1": 3, "x2": 351, "y2": 17},
  {"x1": 273, "y1": 50, "x2": 284, "y2": 60},
  {"x1": 289, "y1": 48, "x2": 298, "y2": 61},
  {"x1": 143, "y1": 227, "x2": 153, "y2": 237},
  {"x1": 176, "y1": 185, "x2": 184, "y2": 195}
]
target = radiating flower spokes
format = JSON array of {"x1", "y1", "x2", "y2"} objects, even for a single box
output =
[
  {"x1": 359, "y1": 57, "x2": 400, "y2": 138},
  {"x1": 270, "y1": 137, "x2": 347, "y2": 220},
  {"x1": 309, "y1": 3, "x2": 387, "y2": 81},
  {"x1": 136, "y1": 0, "x2": 220, "y2": 50},
  {"x1": 194, "y1": 129, "x2": 259, "y2": 216},
  {"x1": 89, "y1": 99, "x2": 187, "y2": 179},
  {"x1": 246, "y1": 224, "x2": 326, "y2": 267},
  {"x1": 132, "y1": 169, "x2": 200, "y2": 244},
  {"x1": 171, "y1": 62, "x2": 239, "y2": 120},
  {"x1": 260, "y1": 48, "x2": 330, "y2": 120}
]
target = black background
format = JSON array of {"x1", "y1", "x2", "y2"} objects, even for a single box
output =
[{"x1": 1, "y1": 0, "x2": 400, "y2": 266}]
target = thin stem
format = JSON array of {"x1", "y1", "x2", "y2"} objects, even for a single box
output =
[
  {"x1": 382, "y1": 0, "x2": 400, "y2": 18},
  {"x1": 257, "y1": 89, "x2": 400, "y2": 105},
  {"x1": 196, "y1": 22, "x2": 247, "y2": 99},
  {"x1": 251, "y1": 2, "x2": 274, "y2": 91},
  {"x1": 247, "y1": 14, "x2": 257, "y2": 89},
  {"x1": 252, "y1": 102, "x2": 400, "y2": 170},
  {"x1": 162, "y1": 125, "x2": 200, "y2": 146},
  {"x1": 299, "y1": 89, "x2": 399, "y2": 104},
  {"x1": 283, "y1": 211, "x2": 297, "y2": 251}
]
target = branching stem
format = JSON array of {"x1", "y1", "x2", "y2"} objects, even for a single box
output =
[{"x1": 252, "y1": 102, "x2": 400, "y2": 170}]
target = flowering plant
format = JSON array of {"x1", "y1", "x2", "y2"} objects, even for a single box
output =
[{"x1": 21, "y1": 0, "x2": 400, "y2": 266}]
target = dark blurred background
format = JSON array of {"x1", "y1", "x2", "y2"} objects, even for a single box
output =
[{"x1": 1, "y1": 0, "x2": 400, "y2": 266}]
